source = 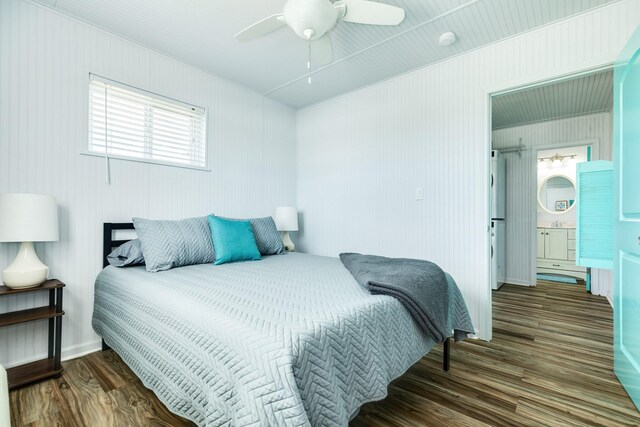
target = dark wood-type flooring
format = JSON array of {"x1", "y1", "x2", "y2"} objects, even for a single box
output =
[{"x1": 9, "y1": 281, "x2": 640, "y2": 426}]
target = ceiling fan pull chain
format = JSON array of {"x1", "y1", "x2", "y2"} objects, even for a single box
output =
[{"x1": 307, "y1": 40, "x2": 312, "y2": 84}]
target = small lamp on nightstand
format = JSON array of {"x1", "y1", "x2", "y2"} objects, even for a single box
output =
[
  {"x1": 0, "y1": 193, "x2": 59, "y2": 289},
  {"x1": 274, "y1": 207, "x2": 298, "y2": 252}
]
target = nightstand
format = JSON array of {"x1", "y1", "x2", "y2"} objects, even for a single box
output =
[{"x1": 0, "y1": 279, "x2": 64, "y2": 389}]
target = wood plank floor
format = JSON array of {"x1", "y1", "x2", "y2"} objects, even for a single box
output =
[{"x1": 9, "y1": 281, "x2": 640, "y2": 426}]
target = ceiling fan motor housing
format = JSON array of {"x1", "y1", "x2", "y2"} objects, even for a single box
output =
[{"x1": 283, "y1": 0, "x2": 338, "y2": 40}]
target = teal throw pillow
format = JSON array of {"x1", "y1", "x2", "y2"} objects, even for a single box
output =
[{"x1": 207, "y1": 215, "x2": 262, "y2": 265}]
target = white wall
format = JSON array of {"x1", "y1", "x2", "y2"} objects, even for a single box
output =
[
  {"x1": 493, "y1": 113, "x2": 613, "y2": 297},
  {"x1": 0, "y1": 0, "x2": 296, "y2": 367},
  {"x1": 296, "y1": 1, "x2": 639, "y2": 340}
]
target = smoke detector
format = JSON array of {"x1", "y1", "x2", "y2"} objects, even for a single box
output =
[{"x1": 439, "y1": 31, "x2": 457, "y2": 47}]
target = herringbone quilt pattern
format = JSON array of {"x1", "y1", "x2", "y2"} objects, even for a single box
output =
[{"x1": 92, "y1": 253, "x2": 468, "y2": 426}]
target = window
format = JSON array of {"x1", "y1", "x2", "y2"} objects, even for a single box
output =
[{"x1": 88, "y1": 75, "x2": 207, "y2": 169}]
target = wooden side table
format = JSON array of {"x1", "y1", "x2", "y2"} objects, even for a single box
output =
[{"x1": 0, "y1": 279, "x2": 65, "y2": 389}]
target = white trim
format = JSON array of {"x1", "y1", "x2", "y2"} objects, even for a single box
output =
[
  {"x1": 1, "y1": 340, "x2": 102, "y2": 370},
  {"x1": 80, "y1": 151, "x2": 211, "y2": 172},
  {"x1": 504, "y1": 278, "x2": 534, "y2": 287},
  {"x1": 483, "y1": 91, "x2": 493, "y2": 342},
  {"x1": 486, "y1": 63, "x2": 614, "y2": 98},
  {"x1": 61, "y1": 341, "x2": 103, "y2": 362}
]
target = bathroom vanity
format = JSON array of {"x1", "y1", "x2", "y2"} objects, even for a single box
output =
[{"x1": 537, "y1": 227, "x2": 586, "y2": 280}]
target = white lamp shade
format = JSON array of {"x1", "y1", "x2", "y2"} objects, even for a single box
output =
[
  {"x1": 274, "y1": 207, "x2": 298, "y2": 232},
  {"x1": 0, "y1": 193, "x2": 59, "y2": 242}
]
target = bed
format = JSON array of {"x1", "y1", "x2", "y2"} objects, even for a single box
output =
[{"x1": 93, "y1": 223, "x2": 465, "y2": 426}]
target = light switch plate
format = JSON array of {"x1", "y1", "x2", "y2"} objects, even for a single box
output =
[{"x1": 415, "y1": 187, "x2": 424, "y2": 200}]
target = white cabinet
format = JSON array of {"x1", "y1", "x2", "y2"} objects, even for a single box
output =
[
  {"x1": 537, "y1": 227, "x2": 586, "y2": 280},
  {"x1": 545, "y1": 229, "x2": 568, "y2": 260},
  {"x1": 537, "y1": 228, "x2": 545, "y2": 259}
]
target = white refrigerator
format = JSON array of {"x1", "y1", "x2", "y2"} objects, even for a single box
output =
[{"x1": 491, "y1": 150, "x2": 506, "y2": 290}]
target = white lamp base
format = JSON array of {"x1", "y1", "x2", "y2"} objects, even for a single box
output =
[
  {"x1": 2, "y1": 242, "x2": 48, "y2": 289},
  {"x1": 281, "y1": 231, "x2": 295, "y2": 252}
]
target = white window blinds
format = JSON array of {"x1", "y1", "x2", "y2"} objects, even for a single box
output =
[{"x1": 88, "y1": 75, "x2": 207, "y2": 169}]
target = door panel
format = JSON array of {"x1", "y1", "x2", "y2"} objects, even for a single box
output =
[
  {"x1": 620, "y1": 254, "x2": 640, "y2": 376},
  {"x1": 621, "y1": 54, "x2": 640, "y2": 216},
  {"x1": 576, "y1": 161, "x2": 614, "y2": 269},
  {"x1": 546, "y1": 229, "x2": 568, "y2": 260},
  {"x1": 614, "y1": 25, "x2": 640, "y2": 410},
  {"x1": 537, "y1": 228, "x2": 545, "y2": 259}
]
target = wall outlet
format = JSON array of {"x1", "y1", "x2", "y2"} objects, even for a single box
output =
[{"x1": 415, "y1": 187, "x2": 424, "y2": 200}]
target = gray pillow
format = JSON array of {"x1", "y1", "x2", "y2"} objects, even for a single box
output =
[
  {"x1": 133, "y1": 216, "x2": 215, "y2": 272},
  {"x1": 107, "y1": 239, "x2": 145, "y2": 267},
  {"x1": 219, "y1": 216, "x2": 285, "y2": 256}
]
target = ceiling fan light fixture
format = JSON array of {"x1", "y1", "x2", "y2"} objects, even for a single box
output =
[
  {"x1": 283, "y1": 0, "x2": 337, "y2": 40},
  {"x1": 439, "y1": 31, "x2": 457, "y2": 47}
]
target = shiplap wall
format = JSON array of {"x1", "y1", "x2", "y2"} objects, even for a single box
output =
[
  {"x1": 296, "y1": 1, "x2": 639, "y2": 340},
  {"x1": 492, "y1": 113, "x2": 613, "y2": 297},
  {"x1": 0, "y1": 0, "x2": 296, "y2": 367}
]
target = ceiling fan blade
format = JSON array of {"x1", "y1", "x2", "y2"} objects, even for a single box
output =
[
  {"x1": 339, "y1": 0, "x2": 405, "y2": 25},
  {"x1": 311, "y1": 33, "x2": 333, "y2": 66},
  {"x1": 235, "y1": 14, "x2": 286, "y2": 41}
]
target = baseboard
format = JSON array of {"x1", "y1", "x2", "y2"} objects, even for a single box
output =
[
  {"x1": 2, "y1": 340, "x2": 102, "y2": 369},
  {"x1": 503, "y1": 278, "x2": 534, "y2": 287},
  {"x1": 62, "y1": 340, "x2": 102, "y2": 361}
]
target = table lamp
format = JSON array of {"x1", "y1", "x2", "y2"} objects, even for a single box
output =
[
  {"x1": 274, "y1": 207, "x2": 298, "y2": 252},
  {"x1": 0, "y1": 193, "x2": 59, "y2": 289}
]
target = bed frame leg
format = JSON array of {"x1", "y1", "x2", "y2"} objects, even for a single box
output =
[
  {"x1": 443, "y1": 337, "x2": 450, "y2": 371},
  {"x1": 101, "y1": 338, "x2": 111, "y2": 351}
]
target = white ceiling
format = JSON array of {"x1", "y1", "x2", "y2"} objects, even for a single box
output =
[
  {"x1": 35, "y1": 0, "x2": 620, "y2": 108},
  {"x1": 492, "y1": 69, "x2": 613, "y2": 129}
]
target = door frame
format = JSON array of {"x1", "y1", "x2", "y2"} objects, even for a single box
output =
[{"x1": 485, "y1": 63, "x2": 613, "y2": 340}]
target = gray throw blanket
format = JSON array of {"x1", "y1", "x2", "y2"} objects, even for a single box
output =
[{"x1": 340, "y1": 253, "x2": 474, "y2": 342}]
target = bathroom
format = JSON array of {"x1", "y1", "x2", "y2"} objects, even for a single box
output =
[{"x1": 536, "y1": 145, "x2": 588, "y2": 285}]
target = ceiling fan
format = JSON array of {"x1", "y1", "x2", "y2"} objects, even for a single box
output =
[{"x1": 235, "y1": 0, "x2": 405, "y2": 77}]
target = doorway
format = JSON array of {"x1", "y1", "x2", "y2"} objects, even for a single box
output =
[
  {"x1": 535, "y1": 143, "x2": 592, "y2": 287},
  {"x1": 489, "y1": 68, "x2": 614, "y2": 297}
]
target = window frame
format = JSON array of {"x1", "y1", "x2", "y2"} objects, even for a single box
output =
[{"x1": 83, "y1": 74, "x2": 210, "y2": 171}]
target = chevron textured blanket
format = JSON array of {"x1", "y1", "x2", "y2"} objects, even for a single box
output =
[
  {"x1": 93, "y1": 253, "x2": 438, "y2": 426},
  {"x1": 340, "y1": 253, "x2": 474, "y2": 342}
]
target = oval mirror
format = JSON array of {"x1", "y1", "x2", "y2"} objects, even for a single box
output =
[{"x1": 538, "y1": 175, "x2": 576, "y2": 214}]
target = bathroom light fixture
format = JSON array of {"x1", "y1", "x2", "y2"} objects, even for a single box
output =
[{"x1": 538, "y1": 153, "x2": 577, "y2": 169}]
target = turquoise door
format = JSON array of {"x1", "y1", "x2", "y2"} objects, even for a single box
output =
[{"x1": 614, "y1": 25, "x2": 640, "y2": 410}]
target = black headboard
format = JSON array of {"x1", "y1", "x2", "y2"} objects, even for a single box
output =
[{"x1": 103, "y1": 222, "x2": 135, "y2": 268}]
